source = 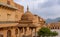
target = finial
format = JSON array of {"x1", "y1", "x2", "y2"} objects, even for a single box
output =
[{"x1": 27, "y1": 5, "x2": 29, "y2": 11}]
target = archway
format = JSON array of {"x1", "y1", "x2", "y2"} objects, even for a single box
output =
[
  {"x1": 7, "y1": 30, "x2": 11, "y2": 37},
  {"x1": 15, "y1": 29, "x2": 18, "y2": 37}
]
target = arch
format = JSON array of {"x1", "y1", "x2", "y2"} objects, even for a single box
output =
[
  {"x1": 58, "y1": 27, "x2": 59, "y2": 29},
  {"x1": 15, "y1": 29, "x2": 18, "y2": 37},
  {"x1": 19, "y1": 27, "x2": 23, "y2": 33},
  {"x1": 24, "y1": 27, "x2": 27, "y2": 32},
  {"x1": 52, "y1": 27, "x2": 54, "y2": 29},
  {"x1": 15, "y1": 29, "x2": 18, "y2": 35},
  {"x1": 7, "y1": 30, "x2": 11, "y2": 37},
  {"x1": 55, "y1": 27, "x2": 57, "y2": 29}
]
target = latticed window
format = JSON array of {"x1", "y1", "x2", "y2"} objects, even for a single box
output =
[
  {"x1": 7, "y1": 0, "x2": 10, "y2": 5},
  {"x1": 7, "y1": 30, "x2": 11, "y2": 37}
]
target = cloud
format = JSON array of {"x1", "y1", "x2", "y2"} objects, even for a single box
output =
[
  {"x1": 14, "y1": 0, "x2": 60, "y2": 19},
  {"x1": 36, "y1": 0, "x2": 60, "y2": 19}
]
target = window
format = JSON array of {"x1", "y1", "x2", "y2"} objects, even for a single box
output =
[
  {"x1": 7, "y1": 30, "x2": 11, "y2": 37},
  {"x1": 7, "y1": 14, "x2": 11, "y2": 20},
  {"x1": 7, "y1": 0, "x2": 10, "y2": 5},
  {"x1": 7, "y1": 14, "x2": 11, "y2": 16}
]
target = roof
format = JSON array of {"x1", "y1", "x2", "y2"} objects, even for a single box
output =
[
  {"x1": 0, "y1": 2, "x2": 18, "y2": 10},
  {"x1": 21, "y1": 11, "x2": 35, "y2": 20},
  {"x1": 21, "y1": 6, "x2": 35, "y2": 20}
]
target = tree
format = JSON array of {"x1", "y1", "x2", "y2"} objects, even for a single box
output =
[
  {"x1": 37, "y1": 27, "x2": 51, "y2": 37},
  {"x1": 37, "y1": 27, "x2": 58, "y2": 37}
]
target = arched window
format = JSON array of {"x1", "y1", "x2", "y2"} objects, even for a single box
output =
[
  {"x1": 58, "y1": 27, "x2": 59, "y2": 29},
  {"x1": 7, "y1": 0, "x2": 10, "y2": 5},
  {"x1": 53, "y1": 27, "x2": 54, "y2": 29},
  {"x1": 7, "y1": 30, "x2": 11, "y2": 37}
]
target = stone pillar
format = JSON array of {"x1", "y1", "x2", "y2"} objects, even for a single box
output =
[
  {"x1": 18, "y1": 29, "x2": 20, "y2": 37},
  {"x1": 18, "y1": 28, "x2": 20, "y2": 37},
  {"x1": 35, "y1": 28, "x2": 37, "y2": 37},
  {"x1": 19, "y1": 27, "x2": 23, "y2": 37},
  {"x1": 22, "y1": 27, "x2": 25, "y2": 37},
  {"x1": 31, "y1": 27, "x2": 33, "y2": 37},
  {"x1": 23, "y1": 27, "x2": 24, "y2": 34}
]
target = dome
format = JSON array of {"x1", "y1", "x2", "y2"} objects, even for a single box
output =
[
  {"x1": 21, "y1": 11, "x2": 35, "y2": 20},
  {"x1": 21, "y1": 6, "x2": 35, "y2": 20}
]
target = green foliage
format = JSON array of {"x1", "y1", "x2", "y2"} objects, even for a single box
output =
[
  {"x1": 38, "y1": 27, "x2": 51, "y2": 36},
  {"x1": 37, "y1": 27, "x2": 58, "y2": 37},
  {"x1": 51, "y1": 31, "x2": 58, "y2": 36}
]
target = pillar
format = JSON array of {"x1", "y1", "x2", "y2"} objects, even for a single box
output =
[
  {"x1": 23, "y1": 27, "x2": 26, "y2": 37},
  {"x1": 35, "y1": 28, "x2": 37, "y2": 37},
  {"x1": 19, "y1": 27, "x2": 23, "y2": 37},
  {"x1": 31, "y1": 27, "x2": 33, "y2": 37},
  {"x1": 19, "y1": 29, "x2": 21, "y2": 37}
]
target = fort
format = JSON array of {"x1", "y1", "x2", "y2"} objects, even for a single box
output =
[{"x1": 0, "y1": 0, "x2": 45, "y2": 37}]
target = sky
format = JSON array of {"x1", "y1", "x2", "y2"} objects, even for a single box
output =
[{"x1": 14, "y1": 0, "x2": 60, "y2": 19}]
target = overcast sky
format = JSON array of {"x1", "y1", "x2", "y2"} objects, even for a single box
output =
[{"x1": 14, "y1": 0, "x2": 60, "y2": 19}]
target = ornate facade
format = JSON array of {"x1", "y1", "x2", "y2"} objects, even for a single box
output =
[
  {"x1": 0, "y1": 0, "x2": 45, "y2": 37},
  {"x1": 47, "y1": 22, "x2": 60, "y2": 29},
  {"x1": 46, "y1": 22, "x2": 60, "y2": 37}
]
